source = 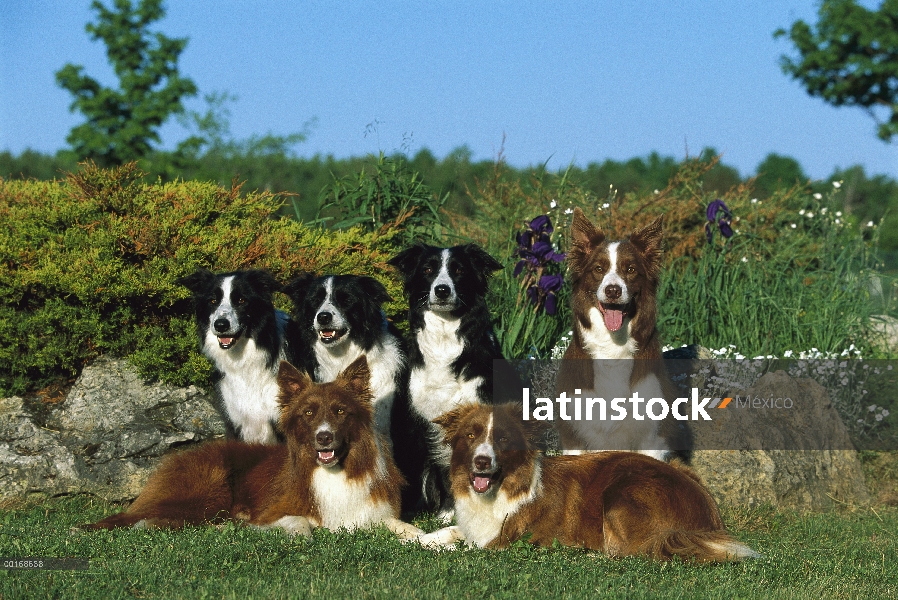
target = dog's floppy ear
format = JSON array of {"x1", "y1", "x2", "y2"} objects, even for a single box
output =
[
  {"x1": 244, "y1": 269, "x2": 283, "y2": 296},
  {"x1": 277, "y1": 360, "x2": 313, "y2": 405},
  {"x1": 568, "y1": 208, "x2": 605, "y2": 273},
  {"x1": 628, "y1": 215, "x2": 663, "y2": 277},
  {"x1": 336, "y1": 355, "x2": 372, "y2": 401},
  {"x1": 387, "y1": 244, "x2": 427, "y2": 280},
  {"x1": 283, "y1": 271, "x2": 317, "y2": 303},
  {"x1": 460, "y1": 243, "x2": 503, "y2": 274},
  {"x1": 356, "y1": 276, "x2": 392, "y2": 306},
  {"x1": 433, "y1": 403, "x2": 479, "y2": 444},
  {"x1": 175, "y1": 268, "x2": 216, "y2": 295}
]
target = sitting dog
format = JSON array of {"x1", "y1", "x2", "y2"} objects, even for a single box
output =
[
  {"x1": 417, "y1": 403, "x2": 756, "y2": 561},
  {"x1": 176, "y1": 268, "x2": 302, "y2": 444},
  {"x1": 555, "y1": 208, "x2": 689, "y2": 459},
  {"x1": 283, "y1": 273, "x2": 404, "y2": 440},
  {"x1": 84, "y1": 356, "x2": 423, "y2": 541},
  {"x1": 387, "y1": 243, "x2": 513, "y2": 514}
]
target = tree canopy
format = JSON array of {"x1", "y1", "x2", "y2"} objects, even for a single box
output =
[
  {"x1": 55, "y1": 0, "x2": 197, "y2": 165},
  {"x1": 776, "y1": 0, "x2": 898, "y2": 142}
]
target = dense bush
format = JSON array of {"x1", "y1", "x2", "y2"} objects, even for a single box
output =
[
  {"x1": 2, "y1": 154, "x2": 893, "y2": 396},
  {"x1": 0, "y1": 162, "x2": 405, "y2": 396}
]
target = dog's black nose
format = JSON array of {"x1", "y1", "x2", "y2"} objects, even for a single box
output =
[
  {"x1": 316, "y1": 312, "x2": 332, "y2": 325},
  {"x1": 474, "y1": 455, "x2": 492, "y2": 472},
  {"x1": 316, "y1": 430, "x2": 333, "y2": 447},
  {"x1": 434, "y1": 284, "x2": 451, "y2": 299},
  {"x1": 605, "y1": 284, "x2": 622, "y2": 301},
  {"x1": 213, "y1": 318, "x2": 230, "y2": 333}
]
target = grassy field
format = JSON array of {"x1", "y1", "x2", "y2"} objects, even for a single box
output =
[{"x1": 0, "y1": 496, "x2": 895, "y2": 599}]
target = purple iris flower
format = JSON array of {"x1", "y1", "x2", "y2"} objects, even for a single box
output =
[
  {"x1": 705, "y1": 199, "x2": 734, "y2": 242},
  {"x1": 515, "y1": 214, "x2": 567, "y2": 315}
]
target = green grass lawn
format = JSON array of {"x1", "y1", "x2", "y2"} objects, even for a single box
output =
[{"x1": 0, "y1": 497, "x2": 895, "y2": 599}]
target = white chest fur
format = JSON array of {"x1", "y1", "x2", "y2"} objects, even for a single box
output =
[
  {"x1": 409, "y1": 311, "x2": 483, "y2": 422},
  {"x1": 454, "y1": 461, "x2": 542, "y2": 548},
  {"x1": 203, "y1": 330, "x2": 282, "y2": 445},
  {"x1": 311, "y1": 466, "x2": 393, "y2": 530}
]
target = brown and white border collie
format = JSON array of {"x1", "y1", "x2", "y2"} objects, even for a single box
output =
[
  {"x1": 417, "y1": 403, "x2": 757, "y2": 561},
  {"x1": 555, "y1": 207, "x2": 686, "y2": 459},
  {"x1": 83, "y1": 356, "x2": 422, "y2": 541}
]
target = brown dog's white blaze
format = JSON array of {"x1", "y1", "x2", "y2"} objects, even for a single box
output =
[
  {"x1": 427, "y1": 403, "x2": 756, "y2": 561},
  {"x1": 567, "y1": 207, "x2": 663, "y2": 341},
  {"x1": 277, "y1": 356, "x2": 376, "y2": 471}
]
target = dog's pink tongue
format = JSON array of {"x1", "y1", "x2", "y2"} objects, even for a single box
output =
[
  {"x1": 603, "y1": 309, "x2": 624, "y2": 332},
  {"x1": 472, "y1": 476, "x2": 491, "y2": 493},
  {"x1": 218, "y1": 337, "x2": 234, "y2": 345},
  {"x1": 318, "y1": 450, "x2": 334, "y2": 461}
]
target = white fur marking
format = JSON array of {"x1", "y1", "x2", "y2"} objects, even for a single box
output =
[
  {"x1": 311, "y1": 468, "x2": 395, "y2": 531},
  {"x1": 453, "y1": 459, "x2": 543, "y2": 548}
]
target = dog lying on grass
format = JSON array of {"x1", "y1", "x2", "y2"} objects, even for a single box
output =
[
  {"x1": 416, "y1": 403, "x2": 757, "y2": 561},
  {"x1": 83, "y1": 356, "x2": 422, "y2": 541}
]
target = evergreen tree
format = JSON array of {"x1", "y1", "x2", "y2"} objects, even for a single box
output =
[{"x1": 55, "y1": 0, "x2": 197, "y2": 165}]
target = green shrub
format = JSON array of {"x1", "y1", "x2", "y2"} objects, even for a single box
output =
[{"x1": 0, "y1": 162, "x2": 404, "y2": 395}]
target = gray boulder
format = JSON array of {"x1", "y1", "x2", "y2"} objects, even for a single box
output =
[
  {"x1": 0, "y1": 356, "x2": 225, "y2": 504},
  {"x1": 690, "y1": 370, "x2": 870, "y2": 512}
]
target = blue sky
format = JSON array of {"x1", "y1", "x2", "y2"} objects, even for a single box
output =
[{"x1": 2, "y1": 0, "x2": 896, "y2": 180}]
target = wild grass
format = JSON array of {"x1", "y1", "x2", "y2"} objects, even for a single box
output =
[{"x1": 0, "y1": 496, "x2": 895, "y2": 599}]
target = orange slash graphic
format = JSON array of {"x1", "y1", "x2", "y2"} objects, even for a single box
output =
[{"x1": 717, "y1": 397, "x2": 732, "y2": 409}]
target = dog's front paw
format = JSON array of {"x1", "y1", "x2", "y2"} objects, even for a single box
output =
[
  {"x1": 383, "y1": 518, "x2": 425, "y2": 542},
  {"x1": 416, "y1": 525, "x2": 465, "y2": 550},
  {"x1": 252, "y1": 515, "x2": 313, "y2": 537}
]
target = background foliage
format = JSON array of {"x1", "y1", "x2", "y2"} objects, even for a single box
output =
[{"x1": 1, "y1": 151, "x2": 894, "y2": 396}]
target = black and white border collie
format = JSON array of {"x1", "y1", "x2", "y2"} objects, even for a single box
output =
[
  {"x1": 177, "y1": 268, "x2": 300, "y2": 445},
  {"x1": 387, "y1": 243, "x2": 509, "y2": 513},
  {"x1": 284, "y1": 273, "x2": 404, "y2": 439},
  {"x1": 555, "y1": 208, "x2": 687, "y2": 459}
]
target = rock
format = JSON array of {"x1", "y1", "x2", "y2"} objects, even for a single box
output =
[
  {"x1": 690, "y1": 370, "x2": 870, "y2": 512},
  {"x1": 870, "y1": 314, "x2": 898, "y2": 351},
  {"x1": 0, "y1": 356, "x2": 225, "y2": 504}
]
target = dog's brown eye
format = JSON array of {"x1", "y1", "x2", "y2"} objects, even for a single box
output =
[
  {"x1": 237, "y1": 297, "x2": 246, "y2": 304},
  {"x1": 423, "y1": 267, "x2": 433, "y2": 275},
  {"x1": 304, "y1": 410, "x2": 313, "y2": 416},
  {"x1": 595, "y1": 265, "x2": 604, "y2": 273},
  {"x1": 627, "y1": 266, "x2": 635, "y2": 274},
  {"x1": 499, "y1": 437, "x2": 508, "y2": 443},
  {"x1": 210, "y1": 299, "x2": 218, "y2": 305},
  {"x1": 336, "y1": 408, "x2": 344, "y2": 415},
  {"x1": 467, "y1": 432, "x2": 475, "y2": 439},
  {"x1": 453, "y1": 267, "x2": 463, "y2": 276}
]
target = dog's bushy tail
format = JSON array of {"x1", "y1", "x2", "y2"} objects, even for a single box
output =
[{"x1": 643, "y1": 530, "x2": 760, "y2": 562}]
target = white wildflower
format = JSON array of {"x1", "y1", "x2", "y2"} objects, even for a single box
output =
[
  {"x1": 564, "y1": 207, "x2": 573, "y2": 215},
  {"x1": 869, "y1": 405, "x2": 877, "y2": 412},
  {"x1": 867, "y1": 221, "x2": 874, "y2": 227},
  {"x1": 602, "y1": 203, "x2": 610, "y2": 209},
  {"x1": 741, "y1": 256, "x2": 748, "y2": 263},
  {"x1": 791, "y1": 223, "x2": 797, "y2": 229},
  {"x1": 751, "y1": 198, "x2": 758, "y2": 204},
  {"x1": 883, "y1": 409, "x2": 890, "y2": 417},
  {"x1": 836, "y1": 211, "x2": 842, "y2": 217},
  {"x1": 550, "y1": 199, "x2": 557, "y2": 208},
  {"x1": 806, "y1": 212, "x2": 814, "y2": 218},
  {"x1": 833, "y1": 181, "x2": 842, "y2": 188},
  {"x1": 876, "y1": 414, "x2": 883, "y2": 421},
  {"x1": 799, "y1": 209, "x2": 806, "y2": 215},
  {"x1": 813, "y1": 193, "x2": 822, "y2": 200},
  {"x1": 821, "y1": 207, "x2": 828, "y2": 214}
]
